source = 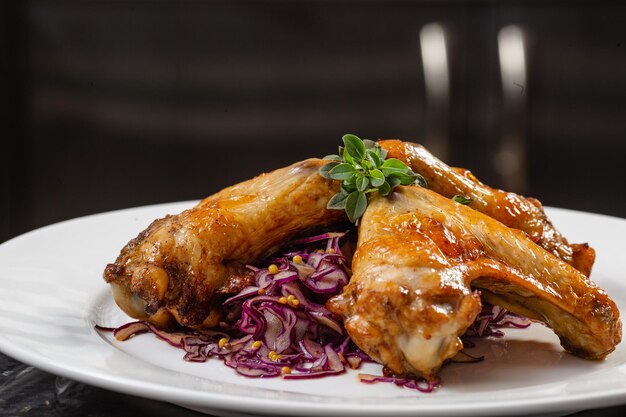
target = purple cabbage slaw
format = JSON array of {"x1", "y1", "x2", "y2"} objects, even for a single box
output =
[
  {"x1": 101, "y1": 232, "x2": 374, "y2": 381},
  {"x1": 98, "y1": 231, "x2": 530, "y2": 393}
]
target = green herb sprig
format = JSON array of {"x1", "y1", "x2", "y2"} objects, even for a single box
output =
[
  {"x1": 319, "y1": 134, "x2": 427, "y2": 223},
  {"x1": 452, "y1": 194, "x2": 473, "y2": 205}
]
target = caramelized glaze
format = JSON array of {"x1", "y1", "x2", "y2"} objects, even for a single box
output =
[
  {"x1": 104, "y1": 159, "x2": 343, "y2": 328},
  {"x1": 328, "y1": 186, "x2": 621, "y2": 380},
  {"x1": 379, "y1": 140, "x2": 596, "y2": 276}
]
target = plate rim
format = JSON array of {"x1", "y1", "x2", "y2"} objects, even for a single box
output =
[{"x1": 1, "y1": 202, "x2": 625, "y2": 416}]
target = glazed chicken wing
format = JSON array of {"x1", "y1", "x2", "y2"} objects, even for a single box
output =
[
  {"x1": 104, "y1": 159, "x2": 342, "y2": 328},
  {"x1": 379, "y1": 140, "x2": 596, "y2": 276},
  {"x1": 105, "y1": 139, "x2": 603, "y2": 342},
  {"x1": 327, "y1": 186, "x2": 621, "y2": 380}
]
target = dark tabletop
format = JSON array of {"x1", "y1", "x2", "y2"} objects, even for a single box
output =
[{"x1": 1, "y1": 353, "x2": 625, "y2": 417}]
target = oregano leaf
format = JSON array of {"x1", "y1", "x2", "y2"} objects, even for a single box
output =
[
  {"x1": 327, "y1": 192, "x2": 349, "y2": 209},
  {"x1": 345, "y1": 191, "x2": 367, "y2": 223},
  {"x1": 318, "y1": 134, "x2": 427, "y2": 222},
  {"x1": 452, "y1": 194, "x2": 473, "y2": 205},
  {"x1": 343, "y1": 134, "x2": 366, "y2": 160}
]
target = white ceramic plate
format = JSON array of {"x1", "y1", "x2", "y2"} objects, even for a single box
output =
[{"x1": 1, "y1": 202, "x2": 625, "y2": 417}]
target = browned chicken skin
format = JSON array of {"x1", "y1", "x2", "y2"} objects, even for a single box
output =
[
  {"x1": 104, "y1": 139, "x2": 616, "y2": 378},
  {"x1": 327, "y1": 186, "x2": 621, "y2": 380},
  {"x1": 104, "y1": 159, "x2": 343, "y2": 328},
  {"x1": 378, "y1": 140, "x2": 596, "y2": 276}
]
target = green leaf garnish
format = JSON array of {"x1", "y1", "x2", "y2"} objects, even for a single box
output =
[
  {"x1": 414, "y1": 173, "x2": 428, "y2": 188},
  {"x1": 328, "y1": 163, "x2": 356, "y2": 181},
  {"x1": 319, "y1": 134, "x2": 426, "y2": 223},
  {"x1": 356, "y1": 175, "x2": 369, "y2": 192},
  {"x1": 327, "y1": 191, "x2": 349, "y2": 210},
  {"x1": 366, "y1": 151, "x2": 381, "y2": 168},
  {"x1": 378, "y1": 181, "x2": 391, "y2": 196},
  {"x1": 381, "y1": 158, "x2": 409, "y2": 175},
  {"x1": 343, "y1": 134, "x2": 366, "y2": 160},
  {"x1": 369, "y1": 169, "x2": 385, "y2": 187},
  {"x1": 362, "y1": 139, "x2": 377, "y2": 149},
  {"x1": 345, "y1": 190, "x2": 367, "y2": 223},
  {"x1": 452, "y1": 194, "x2": 473, "y2": 205},
  {"x1": 318, "y1": 161, "x2": 339, "y2": 179}
]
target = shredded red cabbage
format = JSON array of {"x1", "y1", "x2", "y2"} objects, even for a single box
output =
[
  {"x1": 464, "y1": 303, "x2": 531, "y2": 339},
  {"x1": 358, "y1": 373, "x2": 440, "y2": 393},
  {"x1": 451, "y1": 302, "x2": 532, "y2": 363},
  {"x1": 98, "y1": 232, "x2": 530, "y2": 393},
  {"x1": 101, "y1": 233, "x2": 371, "y2": 381}
]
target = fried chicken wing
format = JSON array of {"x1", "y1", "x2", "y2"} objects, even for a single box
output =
[
  {"x1": 327, "y1": 186, "x2": 621, "y2": 380},
  {"x1": 379, "y1": 140, "x2": 596, "y2": 276},
  {"x1": 104, "y1": 159, "x2": 342, "y2": 328},
  {"x1": 105, "y1": 138, "x2": 611, "y2": 377}
]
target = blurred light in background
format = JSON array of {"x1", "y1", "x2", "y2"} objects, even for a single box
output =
[
  {"x1": 420, "y1": 22, "x2": 450, "y2": 160},
  {"x1": 2, "y1": 1, "x2": 626, "y2": 242},
  {"x1": 497, "y1": 24, "x2": 529, "y2": 193},
  {"x1": 498, "y1": 25, "x2": 527, "y2": 104}
]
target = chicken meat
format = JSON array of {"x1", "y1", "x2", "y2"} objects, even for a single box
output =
[
  {"x1": 327, "y1": 185, "x2": 621, "y2": 380},
  {"x1": 104, "y1": 138, "x2": 608, "y2": 353},
  {"x1": 104, "y1": 159, "x2": 343, "y2": 328},
  {"x1": 379, "y1": 140, "x2": 596, "y2": 276}
]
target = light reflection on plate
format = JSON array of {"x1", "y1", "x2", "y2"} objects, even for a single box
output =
[{"x1": 1, "y1": 202, "x2": 625, "y2": 416}]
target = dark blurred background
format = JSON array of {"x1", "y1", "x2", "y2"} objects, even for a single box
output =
[{"x1": 2, "y1": 0, "x2": 626, "y2": 243}]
